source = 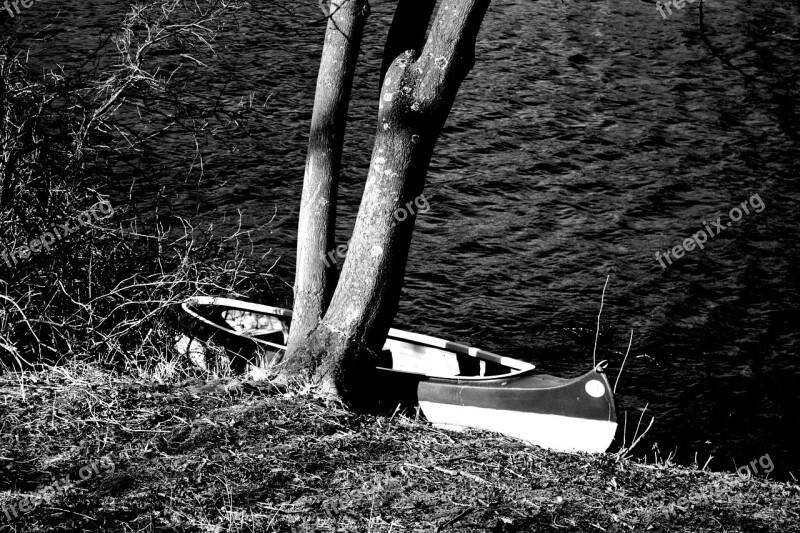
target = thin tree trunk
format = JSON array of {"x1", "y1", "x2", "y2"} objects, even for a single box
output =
[
  {"x1": 287, "y1": 0, "x2": 492, "y2": 406},
  {"x1": 285, "y1": 0, "x2": 370, "y2": 356}
]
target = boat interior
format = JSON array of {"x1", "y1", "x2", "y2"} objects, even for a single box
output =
[
  {"x1": 206, "y1": 304, "x2": 529, "y2": 380},
  {"x1": 217, "y1": 307, "x2": 289, "y2": 348},
  {"x1": 380, "y1": 337, "x2": 520, "y2": 379}
]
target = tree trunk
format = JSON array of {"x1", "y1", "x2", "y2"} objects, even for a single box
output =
[
  {"x1": 285, "y1": 0, "x2": 370, "y2": 355},
  {"x1": 286, "y1": 0, "x2": 492, "y2": 406},
  {"x1": 379, "y1": 0, "x2": 438, "y2": 88}
]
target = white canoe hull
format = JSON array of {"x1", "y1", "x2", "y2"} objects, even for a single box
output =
[{"x1": 421, "y1": 401, "x2": 618, "y2": 453}]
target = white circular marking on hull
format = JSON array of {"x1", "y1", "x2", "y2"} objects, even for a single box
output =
[{"x1": 585, "y1": 379, "x2": 606, "y2": 398}]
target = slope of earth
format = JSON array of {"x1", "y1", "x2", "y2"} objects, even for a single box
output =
[{"x1": 0, "y1": 365, "x2": 798, "y2": 532}]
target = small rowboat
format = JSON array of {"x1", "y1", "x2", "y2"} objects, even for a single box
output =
[{"x1": 178, "y1": 296, "x2": 618, "y2": 453}]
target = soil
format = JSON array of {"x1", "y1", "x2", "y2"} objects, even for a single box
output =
[{"x1": 1, "y1": 365, "x2": 798, "y2": 532}]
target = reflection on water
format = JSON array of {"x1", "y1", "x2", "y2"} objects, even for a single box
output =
[{"x1": 5, "y1": 0, "x2": 800, "y2": 479}]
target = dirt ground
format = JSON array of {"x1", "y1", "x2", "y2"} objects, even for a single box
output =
[{"x1": 1, "y1": 364, "x2": 798, "y2": 532}]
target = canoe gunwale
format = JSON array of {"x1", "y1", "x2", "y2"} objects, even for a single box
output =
[
  {"x1": 377, "y1": 365, "x2": 607, "y2": 390},
  {"x1": 376, "y1": 365, "x2": 539, "y2": 382},
  {"x1": 384, "y1": 328, "x2": 535, "y2": 372},
  {"x1": 182, "y1": 296, "x2": 536, "y2": 375}
]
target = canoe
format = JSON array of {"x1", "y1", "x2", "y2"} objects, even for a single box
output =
[{"x1": 178, "y1": 296, "x2": 618, "y2": 453}]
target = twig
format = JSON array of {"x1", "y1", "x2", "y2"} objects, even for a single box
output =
[
  {"x1": 621, "y1": 411, "x2": 628, "y2": 450},
  {"x1": 697, "y1": 0, "x2": 779, "y2": 92},
  {"x1": 617, "y1": 404, "x2": 654, "y2": 458},
  {"x1": 627, "y1": 416, "x2": 654, "y2": 456},
  {"x1": 256, "y1": 503, "x2": 306, "y2": 514},
  {"x1": 437, "y1": 507, "x2": 473, "y2": 531},
  {"x1": 433, "y1": 465, "x2": 491, "y2": 485},
  {"x1": 592, "y1": 275, "x2": 610, "y2": 368},
  {"x1": 633, "y1": 403, "x2": 649, "y2": 441},
  {"x1": 614, "y1": 329, "x2": 633, "y2": 393}
]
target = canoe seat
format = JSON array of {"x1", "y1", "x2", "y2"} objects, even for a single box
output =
[
  {"x1": 455, "y1": 353, "x2": 481, "y2": 376},
  {"x1": 252, "y1": 330, "x2": 286, "y2": 347},
  {"x1": 482, "y1": 359, "x2": 512, "y2": 376},
  {"x1": 378, "y1": 349, "x2": 393, "y2": 368}
]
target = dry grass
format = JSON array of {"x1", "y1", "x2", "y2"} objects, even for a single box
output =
[
  {"x1": 1, "y1": 0, "x2": 283, "y2": 376},
  {"x1": 1, "y1": 363, "x2": 798, "y2": 533}
]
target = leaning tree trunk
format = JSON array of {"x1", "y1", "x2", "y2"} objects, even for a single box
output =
[
  {"x1": 285, "y1": 0, "x2": 492, "y2": 406},
  {"x1": 285, "y1": 0, "x2": 370, "y2": 354}
]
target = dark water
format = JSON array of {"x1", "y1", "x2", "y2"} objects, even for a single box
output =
[{"x1": 5, "y1": 0, "x2": 800, "y2": 479}]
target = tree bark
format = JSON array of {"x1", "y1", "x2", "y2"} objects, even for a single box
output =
[
  {"x1": 285, "y1": 0, "x2": 370, "y2": 356},
  {"x1": 379, "y1": 0, "x2": 438, "y2": 89},
  {"x1": 286, "y1": 0, "x2": 492, "y2": 406}
]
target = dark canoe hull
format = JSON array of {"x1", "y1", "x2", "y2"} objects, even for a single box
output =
[
  {"x1": 374, "y1": 367, "x2": 617, "y2": 453},
  {"x1": 377, "y1": 367, "x2": 615, "y2": 420},
  {"x1": 177, "y1": 296, "x2": 618, "y2": 453}
]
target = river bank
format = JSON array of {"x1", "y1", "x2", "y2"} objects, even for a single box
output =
[{"x1": 0, "y1": 363, "x2": 797, "y2": 532}]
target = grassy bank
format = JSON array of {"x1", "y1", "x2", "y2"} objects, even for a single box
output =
[{"x1": 1, "y1": 364, "x2": 797, "y2": 532}]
